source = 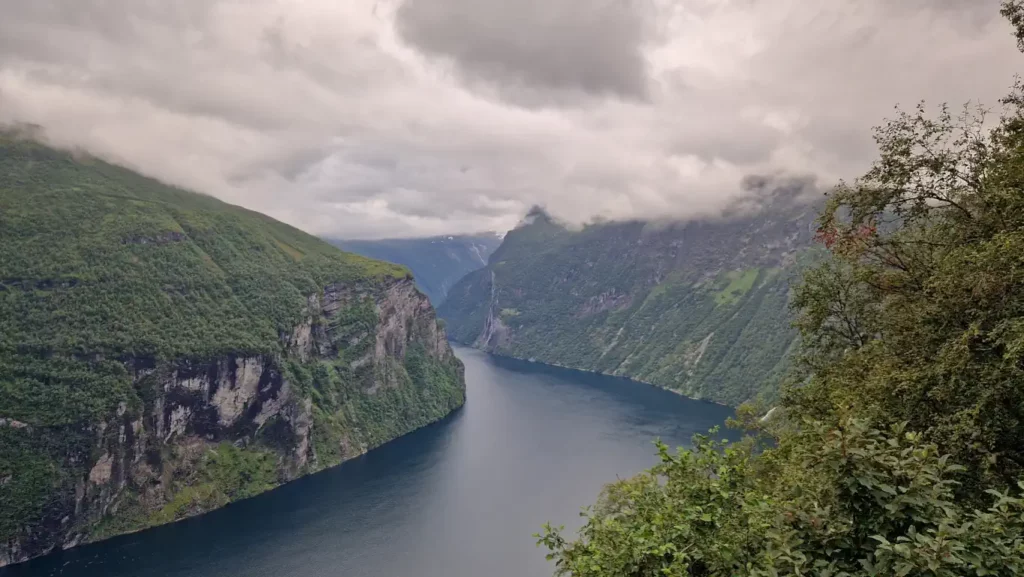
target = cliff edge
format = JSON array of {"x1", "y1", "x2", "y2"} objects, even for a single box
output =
[{"x1": 0, "y1": 136, "x2": 465, "y2": 566}]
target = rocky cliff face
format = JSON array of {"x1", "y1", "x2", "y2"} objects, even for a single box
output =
[
  {"x1": 0, "y1": 136, "x2": 467, "y2": 568},
  {"x1": 440, "y1": 199, "x2": 817, "y2": 406},
  {"x1": 1, "y1": 277, "x2": 461, "y2": 567}
]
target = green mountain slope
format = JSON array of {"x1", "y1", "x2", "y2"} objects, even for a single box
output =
[
  {"x1": 329, "y1": 234, "x2": 502, "y2": 305},
  {"x1": 0, "y1": 134, "x2": 465, "y2": 566},
  {"x1": 439, "y1": 202, "x2": 816, "y2": 406}
]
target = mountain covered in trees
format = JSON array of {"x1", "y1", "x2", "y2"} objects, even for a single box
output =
[
  {"x1": 329, "y1": 234, "x2": 502, "y2": 305},
  {"x1": 538, "y1": 3, "x2": 1024, "y2": 575},
  {"x1": 0, "y1": 134, "x2": 465, "y2": 566},
  {"x1": 439, "y1": 189, "x2": 818, "y2": 406}
]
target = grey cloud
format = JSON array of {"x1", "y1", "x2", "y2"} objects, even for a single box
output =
[
  {"x1": 671, "y1": 131, "x2": 782, "y2": 167},
  {"x1": 394, "y1": 0, "x2": 650, "y2": 102},
  {"x1": 740, "y1": 173, "x2": 820, "y2": 205},
  {"x1": 0, "y1": 0, "x2": 1017, "y2": 239}
]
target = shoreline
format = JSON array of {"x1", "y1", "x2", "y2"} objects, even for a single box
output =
[
  {"x1": 450, "y1": 342, "x2": 733, "y2": 409},
  {"x1": 1, "y1": 399, "x2": 466, "y2": 570}
]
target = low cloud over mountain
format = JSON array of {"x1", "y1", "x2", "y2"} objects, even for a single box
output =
[{"x1": 0, "y1": 0, "x2": 1016, "y2": 237}]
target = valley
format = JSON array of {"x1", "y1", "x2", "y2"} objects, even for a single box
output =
[
  {"x1": 0, "y1": 348, "x2": 732, "y2": 577},
  {"x1": 330, "y1": 234, "x2": 502, "y2": 306}
]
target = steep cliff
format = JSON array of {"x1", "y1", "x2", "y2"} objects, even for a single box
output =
[
  {"x1": 329, "y1": 234, "x2": 503, "y2": 305},
  {"x1": 0, "y1": 135, "x2": 465, "y2": 566},
  {"x1": 440, "y1": 198, "x2": 817, "y2": 406}
]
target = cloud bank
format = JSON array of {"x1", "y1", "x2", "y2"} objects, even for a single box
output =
[{"x1": 0, "y1": 0, "x2": 1017, "y2": 238}]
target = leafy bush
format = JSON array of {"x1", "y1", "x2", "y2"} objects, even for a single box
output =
[
  {"x1": 540, "y1": 420, "x2": 1024, "y2": 577},
  {"x1": 541, "y1": 4, "x2": 1024, "y2": 573}
]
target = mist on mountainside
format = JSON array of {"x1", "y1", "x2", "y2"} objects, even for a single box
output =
[{"x1": 328, "y1": 234, "x2": 503, "y2": 305}]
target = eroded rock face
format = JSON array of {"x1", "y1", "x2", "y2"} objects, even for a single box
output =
[
  {"x1": 1, "y1": 277, "x2": 464, "y2": 567},
  {"x1": 87, "y1": 454, "x2": 113, "y2": 485},
  {"x1": 153, "y1": 355, "x2": 287, "y2": 445},
  {"x1": 210, "y1": 357, "x2": 267, "y2": 427},
  {"x1": 377, "y1": 280, "x2": 452, "y2": 362}
]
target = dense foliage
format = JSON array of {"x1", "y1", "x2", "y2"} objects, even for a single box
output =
[
  {"x1": 0, "y1": 135, "x2": 464, "y2": 556},
  {"x1": 289, "y1": 343, "x2": 465, "y2": 469},
  {"x1": 539, "y1": 4, "x2": 1024, "y2": 574},
  {"x1": 541, "y1": 420, "x2": 1024, "y2": 577},
  {"x1": 331, "y1": 234, "x2": 502, "y2": 305},
  {"x1": 788, "y1": 98, "x2": 1024, "y2": 494},
  {"x1": 440, "y1": 201, "x2": 817, "y2": 406},
  {"x1": 0, "y1": 137, "x2": 407, "y2": 367}
]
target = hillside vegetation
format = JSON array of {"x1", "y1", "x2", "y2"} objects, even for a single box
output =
[
  {"x1": 440, "y1": 197, "x2": 817, "y2": 406},
  {"x1": 538, "y1": 3, "x2": 1024, "y2": 575},
  {"x1": 0, "y1": 135, "x2": 409, "y2": 367},
  {"x1": 0, "y1": 134, "x2": 464, "y2": 564}
]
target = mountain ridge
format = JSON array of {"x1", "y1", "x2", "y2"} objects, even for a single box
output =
[
  {"x1": 439, "y1": 197, "x2": 818, "y2": 406},
  {"x1": 0, "y1": 135, "x2": 465, "y2": 566}
]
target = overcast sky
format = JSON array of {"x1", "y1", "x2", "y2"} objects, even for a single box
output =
[{"x1": 0, "y1": 0, "x2": 1018, "y2": 239}]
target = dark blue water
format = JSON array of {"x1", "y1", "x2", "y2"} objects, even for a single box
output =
[{"x1": 5, "y1": 347, "x2": 732, "y2": 577}]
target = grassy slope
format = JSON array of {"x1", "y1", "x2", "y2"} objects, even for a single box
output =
[
  {"x1": 0, "y1": 136, "x2": 463, "y2": 548},
  {"x1": 0, "y1": 136, "x2": 408, "y2": 424}
]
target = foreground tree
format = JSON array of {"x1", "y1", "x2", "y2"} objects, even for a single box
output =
[
  {"x1": 789, "y1": 78, "x2": 1024, "y2": 495},
  {"x1": 540, "y1": 2, "x2": 1024, "y2": 574},
  {"x1": 540, "y1": 421, "x2": 1024, "y2": 577}
]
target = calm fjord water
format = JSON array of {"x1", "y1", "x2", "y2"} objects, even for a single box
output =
[{"x1": 6, "y1": 347, "x2": 732, "y2": 577}]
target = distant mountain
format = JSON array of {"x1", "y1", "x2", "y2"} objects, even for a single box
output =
[
  {"x1": 439, "y1": 200, "x2": 819, "y2": 406},
  {"x1": 329, "y1": 234, "x2": 503, "y2": 305}
]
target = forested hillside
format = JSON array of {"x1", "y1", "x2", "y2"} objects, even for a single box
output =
[
  {"x1": 0, "y1": 134, "x2": 465, "y2": 566},
  {"x1": 330, "y1": 234, "x2": 502, "y2": 305},
  {"x1": 440, "y1": 194, "x2": 817, "y2": 406},
  {"x1": 538, "y1": 3, "x2": 1024, "y2": 575}
]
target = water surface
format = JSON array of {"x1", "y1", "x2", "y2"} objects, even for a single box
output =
[{"x1": 5, "y1": 347, "x2": 732, "y2": 577}]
